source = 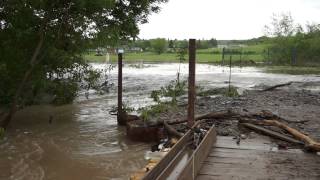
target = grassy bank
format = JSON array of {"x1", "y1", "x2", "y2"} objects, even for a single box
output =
[
  {"x1": 84, "y1": 44, "x2": 267, "y2": 63},
  {"x1": 83, "y1": 51, "x2": 265, "y2": 63}
]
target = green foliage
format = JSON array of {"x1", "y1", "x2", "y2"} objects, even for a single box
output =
[
  {"x1": 49, "y1": 79, "x2": 79, "y2": 105},
  {"x1": 265, "y1": 13, "x2": 296, "y2": 37},
  {"x1": 139, "y1": 102, "x2": 174, "y2": 121},
  {"x1": 176, "y1": 48, "x2": 187, "y2": 62},
  {"x1": 208, "y1": 38, "x2": 218, "y2": 47},
  {"x1": 109, "y1": 103, "x2": 135, "y2": 116},
  {"x1": 168, "y1": 40, "x2": 174, "y2": 48},
  {"x1": 122, "y1": 103, "x2": 135, "y2": 113},
  {"x1": 196, "y1": 39, "x2": 218, "y2": 49},
  {"x1": 150, "y1": 38, "x2": 168, "y2": 54},
  {"x1": 176, "y1": 47, "x2": 187, "y2": 83},
  {"x1": 83, "y1": 68, "x2": 102, "y2": 92},
  {"x1": 176, "y1": 40, "x2": 188, "y2": 49},
  {"x1": 151, "y1": 80, "x2": 187, "y2": 103},
  {"x1": 197, "y1": 40, "x2": 209, "y2": 49},
  {"x1": 131, "y1": 39, "x2": 151, "y2": 51},
  {"x1": 226, "y1": 86, "x2": 239, "y2": 97},
  {"x1": 145, "y1": 78, "x2": 186, "y2": 121}
]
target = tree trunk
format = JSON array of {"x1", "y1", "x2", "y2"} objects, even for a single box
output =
[{"x1": 0, "y1": 33, "x2": 44, "y2": 129}]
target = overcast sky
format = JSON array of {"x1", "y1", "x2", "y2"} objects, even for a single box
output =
[{"x1": 138, "y1": 0, "x2": 320, "y2": 40}]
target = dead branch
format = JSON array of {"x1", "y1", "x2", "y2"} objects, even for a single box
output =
[
  {"x1": 246, "y1": 120, "x2": 320, "y2": 152},
  {"x1": 262, "y1": 82, "x2": 293, "y2": 91},
  {"x1": 167, "y1": 110, "x2": 236, "y2": 125},
  {"x1": 243, "y1": 110, "x2": 309, "y2": 124}
]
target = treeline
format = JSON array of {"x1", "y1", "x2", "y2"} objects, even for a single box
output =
[
  {"x1": 217, "y1": 13, "x2": 320, "y2": 65},
  {"x1": 218, "y1": 36, "x2": 270, "y2": 46},
  {"x1": 127, "y1": 38, "x2": 218, "y2": 54}
]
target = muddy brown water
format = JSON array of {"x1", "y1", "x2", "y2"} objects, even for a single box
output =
[{"x1": 0, "y1": 63, "x2": 319, "y2": 180}]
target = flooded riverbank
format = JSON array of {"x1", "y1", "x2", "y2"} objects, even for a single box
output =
[{"x1": 1, "y1": 63, "x2": 319, "y2": 180}]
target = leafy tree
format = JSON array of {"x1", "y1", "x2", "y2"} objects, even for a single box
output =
[
  {"x1": 264, "y1": 13, "x2": 297, "y2": 37},
  {"x1": 0, "y1": 0, "x2": 168, "y2": 128},
  {"x1": 197, "y1": 39, "x2": 209, "y2": 49},
  {"x1": 176, "y1": 39, "x2": 188, "y2": 49},
  {"x1": 133, "y1": 39, "x2": 151, "y2": 51},
  {"x1": 208, "y1": 38, "x2": 218, "y2": 47},
  {"x1": 150, "y1": 38, "x2": 167, "y2": 54},
  {"x1": 168, "y1": 40, "x2": 174, "y2": 48},
  {"x1": 264, "y1": 13, "x2": 320, "y2": 65}
]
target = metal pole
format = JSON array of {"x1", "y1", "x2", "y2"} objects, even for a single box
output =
[
  {"x1": 117, "y1": 53, "x2": 124, "y2": 125},
  {"x1": 188, "y1": 39, "x2": 196, "y2": 127}
]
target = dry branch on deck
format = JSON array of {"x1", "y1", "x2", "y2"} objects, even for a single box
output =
[{"x1": 242, "y1": 120, "x2": 320, "y2": 152}]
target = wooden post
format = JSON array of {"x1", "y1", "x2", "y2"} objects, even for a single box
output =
[
  {"x1": 222, "y1": 47, "x2": 225, "y2": 66},
  {"x1": 240, "y1": 48, "x2": 242, "y2": 68},
  {"x1": 228, "y1": 56, "x2": 232, "y2": 94},
  {"x1": 188, "y1": 39, "x2": 196, "y2": 127},
  {"x1": 291, "y1": 47, "x2": 297, "y2": 65},
  {"x1": 117, "y1": 53, "x2": 124, "y2": 125},
  {"x1": 267, "y1": 48, "x2": 270, "y2": 64}
]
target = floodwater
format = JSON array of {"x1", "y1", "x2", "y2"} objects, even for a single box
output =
[{"x1": 0, "y1": 63, "x2": 319, "y2": 180}]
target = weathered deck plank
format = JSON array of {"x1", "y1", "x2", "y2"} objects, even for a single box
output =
[{"x1": 196, "y1": 136, "x2": 320, "y2": 180}]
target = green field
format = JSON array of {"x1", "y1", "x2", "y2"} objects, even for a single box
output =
[{"x1": 84, "y1": 44, "x2": 269, "y2": 64}]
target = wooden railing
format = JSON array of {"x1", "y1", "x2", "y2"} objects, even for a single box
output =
[
  {"x1": 178, "y1": 126, "x2": 217, "y2": 180},
  {"x1": 142, "y1": 125, "x2": 217, "y2": 180}
]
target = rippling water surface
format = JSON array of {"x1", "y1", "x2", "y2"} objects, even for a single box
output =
[{"x1": 0, "y1": 63, "x2": 319, "y2": 180}]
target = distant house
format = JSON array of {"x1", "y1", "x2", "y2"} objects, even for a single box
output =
[
  {"x1": 218, "y1": 44, "x2": 247, "y2": 49},
  {"x1": 127, "y1": 47, "x2": 143, "y2": 53}
]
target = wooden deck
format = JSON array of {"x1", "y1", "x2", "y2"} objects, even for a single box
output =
[{"x1": 197, "y1": 136, "x2": 320, "y2": 180}]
